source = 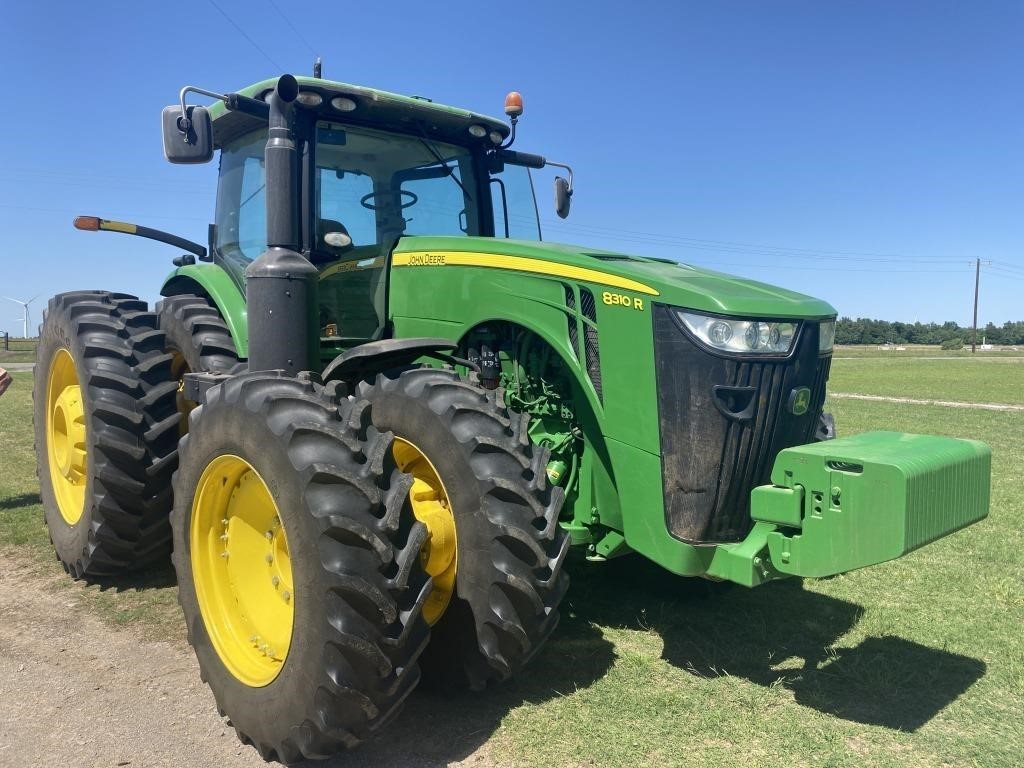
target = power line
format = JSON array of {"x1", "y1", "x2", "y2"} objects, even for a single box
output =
[
  {"x1": 0, "y1": 174, "x2": 212, "y2": 197},
  {"x1": 266, "y1": 0, "x2": 318, "y2": 59},
  {"x1": 990, "y1": 260, "x2": 1024, "y2": 275},
  {"x1": 684, "y1": 262, "x2": 972, "y2": 274},
  {"x1": 207, "y1": 0, "x2": 284, "y2": 71},
  {"x1": 540, "y1": 218, "x2": 967, "y2": 262},
  {"x1": 0, "y1": 203, "x2": 208, "y2": 224},
  {"x1": 541, "y1": 222, "x2": 971, "y2": 265},
  {"x1": 988, "y1": 267, "x2": 1024, "y2": 282}
]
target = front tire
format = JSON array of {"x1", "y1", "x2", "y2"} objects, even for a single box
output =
[
  {"x1": 33, "y1": 291, "x2": 179, "y2": 577},
  {"x1": 171, "y1": 373, "x2": 431, "y2": 762},
  {"x1": 358, "y1": 368, "x2": 570, "y2": 690}
]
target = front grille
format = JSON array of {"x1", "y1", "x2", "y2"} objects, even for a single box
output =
[{"x1": 654, "y1": 305, "x2": 830, "y2": 543}]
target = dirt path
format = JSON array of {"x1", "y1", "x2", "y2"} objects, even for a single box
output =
[
  {"x1": 0, "y1": 554, "x2": 495, "y2": 768},
  {"x1": 828, "y1": 392, "x2": 1024, "y2": 412}
]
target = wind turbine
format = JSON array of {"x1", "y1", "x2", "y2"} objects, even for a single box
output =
[{"x1": 3, "y1": 295, "x2": 39, "y2": 338}]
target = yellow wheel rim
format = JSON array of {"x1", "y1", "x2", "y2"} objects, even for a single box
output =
[
  {"x1": 191, "y1": 455, "x2": 293, "y2": 687},
  {"x1": 393, "y1": 438, "x2": 457, "y2": 625},
  {"x1": 170, "y1": 350, "x2": 195, "y2": 437},
  {"x1": 46, "y1": 348, "x2": 88, "y2": 525}
]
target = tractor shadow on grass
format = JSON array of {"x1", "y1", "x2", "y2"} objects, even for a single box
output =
[
  {"x1": 96, "y1": 561, "x2": 179, "y2": 591},
  {"x1": 315, "y1": 554, "x2": 619, "y2": 768},
  {"x1": 0, "y1": 491, "x2": 41, "y2": 510},
  {"x1": 314, "y1": 552, "x2": 988, "y2": 766},
  {"x1": 569, "y1": 555, "x2": 987, "y2": 733}
]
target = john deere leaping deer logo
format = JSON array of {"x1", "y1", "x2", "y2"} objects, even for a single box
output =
[{"x1": 789, "y1": 387, "x2": 812, "y2": 416}]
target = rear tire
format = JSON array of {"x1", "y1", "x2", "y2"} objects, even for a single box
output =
[
  {"x1": 171, "y1": 373, "x2": 431, "y2": 761},
  {"x1": 33, "y1": 291, "x2": 179, "y2": 577},
  {"x1": 156, "y1": 293, "x2": 242, "y2": 432},
  {"x1": 358, "y1": 367, "x2": 570, "y2": 690}
]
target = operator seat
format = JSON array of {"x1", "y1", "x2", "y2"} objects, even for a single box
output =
[
  {"x1": 316, "y1": 219, "x2": 355, "y2": 261},
  {"x1": 315, "y1": 219, "x2": 386, "y2": 340}
]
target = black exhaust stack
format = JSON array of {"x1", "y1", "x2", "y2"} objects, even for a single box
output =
[{"x1": 245, "y1": 75, "x2": 319, "y2": 375}]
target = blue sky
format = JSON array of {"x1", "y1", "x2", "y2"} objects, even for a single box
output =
[{"x1": 1, "y1": 1, "x2": 1021, "y2": 335}]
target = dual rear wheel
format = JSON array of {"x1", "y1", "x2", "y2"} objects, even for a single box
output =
[
  {"x1": 170, "y1": 368, "x2": 569, "y2": 760},
  {"x1": 34, "y1": 291, "x2": 179, "y2": 577},
  {"x1": 34, "y1": 291, "x2": 239, "y2": 577}
]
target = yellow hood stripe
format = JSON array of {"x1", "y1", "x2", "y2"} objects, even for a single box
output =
[{"x1": 392, "y1": 251, "x2": 660, "y2": 296}]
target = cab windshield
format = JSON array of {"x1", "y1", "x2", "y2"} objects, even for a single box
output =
[{"x1": 315, "y1": 121, "x2": 480, "y2": 254}]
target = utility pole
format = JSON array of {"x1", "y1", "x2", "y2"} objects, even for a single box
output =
[
  {"x1": 970, "y1": 259, "x2": 992, "y2": 354},
  {"x1": 972, "y1": 258, "x2": 980, "y2": 354}
]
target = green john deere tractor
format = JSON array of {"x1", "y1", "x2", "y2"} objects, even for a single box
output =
[{"x1": 34, "y1": 70, "x2": 991, "y2": 762}]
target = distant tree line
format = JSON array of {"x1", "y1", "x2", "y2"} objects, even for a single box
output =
[{"x1": 835, "y1": 318, "x2": 1024, "y2": 346}]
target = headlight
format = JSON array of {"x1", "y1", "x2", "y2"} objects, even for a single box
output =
[
  {"x1": 675, "y1": 310, "x2": 798, "y2": 354},
  {"x1": 819, "y1": 320, "x2": 836, "y2": 352}
]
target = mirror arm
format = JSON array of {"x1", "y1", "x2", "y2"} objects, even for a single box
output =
[
  {"x1": 225, "y1": 93, "x2": 271, "y2": 120},
  {"x1": 495, "y1": 150, "x2": 573, "y2": 193},
  {"x1": 494, "y1": 149, "x2": 545, "y2": 169},
  {"x1": 545, "y1": 161, "x2": 574, "y2": 193},
  {"x1": 177, "y1": 86, "x2": 229, "y2": 137}
]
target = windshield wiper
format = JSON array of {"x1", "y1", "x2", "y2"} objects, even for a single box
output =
[
  {"x1": 415, "y1": 124, "x2": 473, "y2": 202},
  {"x1": 240, "y1": 183, "x2": 265, "y2": 209}
]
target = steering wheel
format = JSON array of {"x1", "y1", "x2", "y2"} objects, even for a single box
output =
[{"x1": 360, "y1": 189, "x2": 418, "y2": 211}]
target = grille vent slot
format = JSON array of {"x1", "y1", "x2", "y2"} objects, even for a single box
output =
[
  {"x1": 563, "y1": 284, "x2": 579, "y2": 355},
  {"x1": 580, "y1": 287, "x2": 602, "y2": 400}
]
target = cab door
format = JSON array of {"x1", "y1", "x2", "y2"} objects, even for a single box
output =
[{"x1": 313, "y1": 165, "x2": 389, "y2": 344}]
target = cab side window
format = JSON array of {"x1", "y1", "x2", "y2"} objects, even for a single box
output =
[
  {"x1": 490, "y1": 163, "x2": 540, "y2": 240},
  {"x1": 215, "y1": 131, "x2": 268, "y2": 268}
]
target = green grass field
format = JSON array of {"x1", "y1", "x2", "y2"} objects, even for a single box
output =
[
  {"x1": 830, "y1": 348, "x2": 1024, "y2": 405},
  {"x1": 1, "y1": 351, "x2": 1020, "y2": 767},
  {"x1": 0, "y1": 337, "x2": 39, "y2": 364},
  {"x1": 0, "y1": 350, "x2": 37, "y2": 364},
  {"x1": 833, "y1": 344, "x2": 1023, "y2": 358}
]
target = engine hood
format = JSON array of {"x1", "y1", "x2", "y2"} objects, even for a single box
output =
[{"x1": 393, "y1": 236, "x2": 837, "y2": 320}]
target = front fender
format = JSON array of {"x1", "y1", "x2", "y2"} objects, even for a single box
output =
[{"x1": 161, "y1": 264, "x2": 249, "y2": 358}]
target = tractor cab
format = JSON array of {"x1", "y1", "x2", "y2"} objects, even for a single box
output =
[{"x1": 194, "y1": 77, "x2": 563, "y2": 353}]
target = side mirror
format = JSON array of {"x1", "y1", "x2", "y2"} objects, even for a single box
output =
[
  {"x1": 161, "y1": 105, "x2": 213, "y2": 164},
  {"x1": 554, "y1": 176, "x2": 572, "y2": 219}
]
